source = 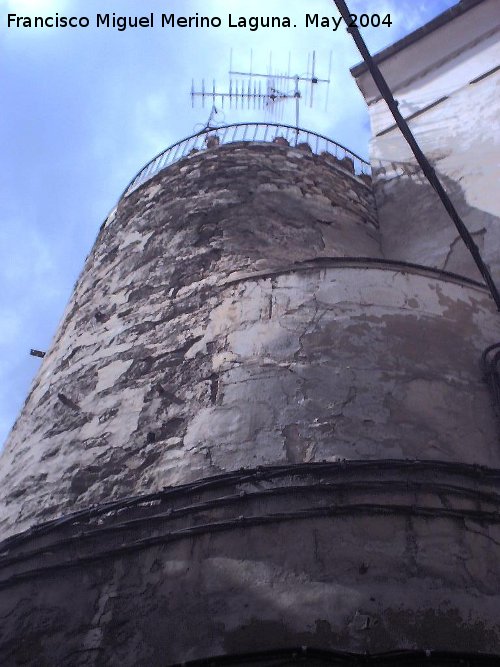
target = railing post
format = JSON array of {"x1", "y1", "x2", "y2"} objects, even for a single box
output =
[{"x1": 120, "y1": 122, "x2": 372, "y2": 198}]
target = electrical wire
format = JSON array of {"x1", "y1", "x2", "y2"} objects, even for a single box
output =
[
  {"x1": 333, "y1": 0, "x2": 500, "y2": 311},
  {"x1": 2, "y1": 460, "x2": 500, "y2": 590},
  {"x1": 2, "y1": 477, "x2": 500, "y2": 572},
  {"x1": 3, "y1": 457, "x2": 500, "y2": 553}
]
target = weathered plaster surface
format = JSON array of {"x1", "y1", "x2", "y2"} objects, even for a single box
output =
[
  {"x1": 353, "y1": 1, "x2": 500, "y2": 284},
  {"x1": 1, "y1": 463, "x2": 500, "y2": 665},
  {"x1": 0, "y1": 144, "x2": 498, "y2": 540},
  {"x1": 0, "y1": 141, "x2": 499, "y2": 664},
  {"x1": 0, "y1": 144, "x2": 380, "y2": 538},
  {"x1": 370, "y1": 69, "x2": 500, "y2": 283}
]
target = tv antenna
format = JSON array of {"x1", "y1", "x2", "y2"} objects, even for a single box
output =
[{"x1": 191, "y1": 50, "x2": 332, "y2": 131}]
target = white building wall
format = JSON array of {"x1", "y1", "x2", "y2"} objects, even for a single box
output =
[{"x1": 354, "y1": 0, "x2": 500, "y2": 283}]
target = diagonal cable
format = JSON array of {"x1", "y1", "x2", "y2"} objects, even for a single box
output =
[{"x1": 334, "y1": 0, "x2": 500, "y2": 311}]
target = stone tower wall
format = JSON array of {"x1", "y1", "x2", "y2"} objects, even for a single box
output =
[
  {"x1": 0, "y1": 143, "x2": 380, "y2": 537},
  {"x1": 0, "y1": 140, "x2": 500, "y2": 665}
]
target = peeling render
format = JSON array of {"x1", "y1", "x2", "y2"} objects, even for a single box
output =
[
  {"x1": 0, "y1": 143, "x2": 496, "y2": 537},
  {"x1": 0, "y1": 136, "x2": 500, "y2": 664},
  {"x1": 0, "y1": 143, "x2": 382, "y2": 537}
]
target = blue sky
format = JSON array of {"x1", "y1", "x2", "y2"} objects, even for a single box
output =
[{"x1": 0, "y1": 0, "x2": 457, "y2": 445}]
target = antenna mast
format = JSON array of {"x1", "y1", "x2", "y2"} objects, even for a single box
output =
[{"x1": 191, "y1": 51, "x2": 332, "y2": 136}]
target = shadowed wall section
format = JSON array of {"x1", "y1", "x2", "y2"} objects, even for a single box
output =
[
  {"x1": 352, "y1": 0, "x2": 500, "y2": 284},
  {"x1": 2, "y1": 463, "x2": 500, "y2": 664}
]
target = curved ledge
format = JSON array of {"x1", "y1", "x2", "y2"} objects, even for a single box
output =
[
  {"x1": 220, "y1": 256, "x2": 489, "y2": 292},
  {"x1": 2, "y1": 459, "x2": 500, "y2": 590}
]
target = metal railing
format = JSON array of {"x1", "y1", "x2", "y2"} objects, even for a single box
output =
[{"x1": 121, "y1": 122, "x2": 371, "y2": 198}]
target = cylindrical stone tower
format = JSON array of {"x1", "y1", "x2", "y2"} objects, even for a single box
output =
[{"x1": 0, "y1": 124, "x2": 499, "y2": 666}]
